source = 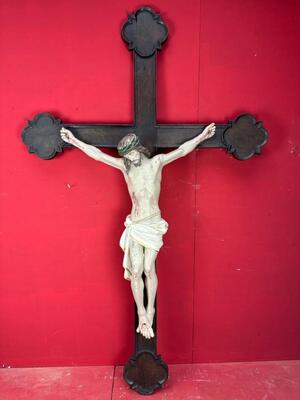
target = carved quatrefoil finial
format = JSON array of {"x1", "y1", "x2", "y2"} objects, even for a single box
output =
[
  {"x1": 223, "y1": 114, "x2": 268, "y2": 160},
  {"x1": 122, "y1": 7, "x2": 168, "y2": 57},
  {"x1": 124, "y1": 351, "x2": 168, "y2": 395},
  {"x1": 22, "y1": 113, "x2": 64, "y2": 160}
]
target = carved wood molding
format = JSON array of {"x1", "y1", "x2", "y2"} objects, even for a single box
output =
[
  {"x1": 223, "y1": 114, "x2": 268, "y2": 160},
  {"x1": 122, "y1": 7, "x2": 168, "y2": 57}
]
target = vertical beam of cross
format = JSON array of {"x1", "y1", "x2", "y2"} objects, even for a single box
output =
[
  {"x1": 122, "y1": 7, "x2": 168, "y2": 153},
  {"x1": 121, "y1": 10, "x2": 170, "y2": 394},
  {"x1": 134, "y1": 55, "x2": 157, "y2": 151}
]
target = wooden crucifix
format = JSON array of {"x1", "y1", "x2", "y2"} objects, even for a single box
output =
[{"x1": 22, "y1": 6, "x2": 268, "y2": 396}]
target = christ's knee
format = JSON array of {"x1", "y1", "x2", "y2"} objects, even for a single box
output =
[
  {"x1": 129, "y1": 241, "x2": 144, "y2": 281},
  {"x1": 144, "y1": 266, "x2": 156, "y2": 279},
  {"x1": 131, "y1": 264, "x2": 143, "y2": 281},
  {"x1": 144, "y1": 256, "x2": 157, "y2": 279},
  {"x1": 144, "y1": 249, "x2": 157, "y2": 278}
]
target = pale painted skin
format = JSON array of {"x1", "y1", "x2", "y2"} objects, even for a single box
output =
[{"x1": 60, "y1": 124, "x2": 216, "y2": 339}]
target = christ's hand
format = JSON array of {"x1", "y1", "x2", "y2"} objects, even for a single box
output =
[
  {"x1": 60, "y1": 127, "x2": 76, "y2": 144},
  {"x1": 197, "y1": 122, "x2": 216, "y2": 142}
]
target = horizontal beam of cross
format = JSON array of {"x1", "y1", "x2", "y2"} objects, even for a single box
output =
[
  {"x1": 62, "y1": 123, "x2": 226, "y2": 148},
  {"x1": 23, "y1": 112, "x2": 266, "y2": 160}
]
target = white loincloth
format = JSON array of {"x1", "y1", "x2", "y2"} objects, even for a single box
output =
[{"x1": 119, "y1": 212, "x2": 168, "y2": 281}]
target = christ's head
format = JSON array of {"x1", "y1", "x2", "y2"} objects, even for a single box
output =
[{"x1": 117, "y1": 133, "x2": 150, "y2": 171}]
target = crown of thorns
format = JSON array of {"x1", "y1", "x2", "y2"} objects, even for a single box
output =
[{"x1": 117, "y1": 134, "x2": 140, "y2": 156}]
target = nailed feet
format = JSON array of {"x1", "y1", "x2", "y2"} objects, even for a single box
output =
[{"x1": 137, "y1": 313, "x2": 154, "y2": 339}]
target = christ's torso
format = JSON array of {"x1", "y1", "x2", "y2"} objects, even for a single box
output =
[{"x1": 122, "y1": 156, "x2": 162, "y2": 220}]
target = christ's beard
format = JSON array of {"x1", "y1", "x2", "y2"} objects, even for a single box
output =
[
  {"x1": 124, "y1": 155, "x2": 142, "y2": 173},
  {"x1": 132, "y1": 157, "x2": 142, "y2": 167}
]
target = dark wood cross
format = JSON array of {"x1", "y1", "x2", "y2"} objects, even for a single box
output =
[{"x1": 22, "y1": 6, "x2": 268, "y2": 396}]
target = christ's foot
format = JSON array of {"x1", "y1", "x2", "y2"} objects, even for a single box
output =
[{"x1": 136, "y1": 314, "x2": 154, "y2": 339}]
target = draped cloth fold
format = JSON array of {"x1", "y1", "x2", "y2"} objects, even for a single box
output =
[{"x1": 119, "y1": 212, "x2": 168, "y2": 281}]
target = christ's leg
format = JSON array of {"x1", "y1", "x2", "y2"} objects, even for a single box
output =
[
  {"x1": 129, "y1": 240, "x2": 154, "y2": 339},
  {"x1": 144, "y1": 248, "x2": 158, "y2": 327}
]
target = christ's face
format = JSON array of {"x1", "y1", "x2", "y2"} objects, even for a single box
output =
[{"x1": 124, "y1": 149, "x2": 141, "y2": 166}]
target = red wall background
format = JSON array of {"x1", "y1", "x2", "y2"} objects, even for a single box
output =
[{"x1": 1, "y1": 0, "x2": 300, "y2": 367}]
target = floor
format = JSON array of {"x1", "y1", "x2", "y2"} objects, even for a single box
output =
[{"x1": 0, "y1": 361, "x2": 299, "y2": 399}]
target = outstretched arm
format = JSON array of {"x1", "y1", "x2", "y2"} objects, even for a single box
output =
[
  {"x1": 60, "y1": 128, "x2": 124, "y2": 171},
  {"x1": 157, "y1": 123, "x2": 216, "y2": 167}
]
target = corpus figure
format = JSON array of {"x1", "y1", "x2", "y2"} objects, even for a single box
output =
[{"x1": 60, "y1": 123, "x2": 216, "y2": 339}]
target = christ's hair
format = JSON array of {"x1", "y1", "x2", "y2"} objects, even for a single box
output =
[{"x1": 117, "y1": 133, "x2": 151, "y2": 171}]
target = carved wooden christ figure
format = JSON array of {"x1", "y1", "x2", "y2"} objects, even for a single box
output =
[{"x1": 60, "y1": 123, "x2": 216, "y2": 339}]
